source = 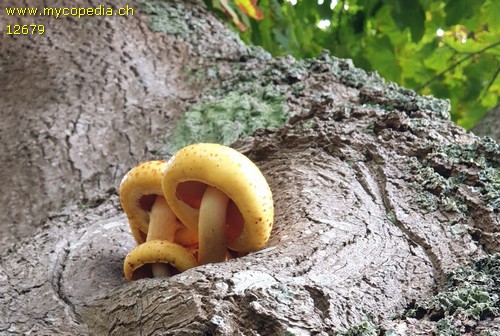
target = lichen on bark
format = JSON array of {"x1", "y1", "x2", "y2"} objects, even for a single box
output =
[
  {"x1": 405, "y1": 253, "x2": 499, "y2": 335},
  {"x1": 411, "y1": 136, "x2": 499, "y2": 216},
  {"x1": 167, "y1": 86, "x2": 289, "y2": 154}
]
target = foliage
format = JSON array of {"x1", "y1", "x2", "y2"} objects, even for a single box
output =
[
  {"x1": 211, "y1": 0, "x2": 263, "y2": 30},
  {"x1": 207, "y1": 0, "x2": 500, "y2": 129}
]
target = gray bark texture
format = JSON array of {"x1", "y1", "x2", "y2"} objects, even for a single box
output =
[
  {"x1": 1, "y1": 0, "x2": 498, "y2": 335},
  {"x1": 471, "y1": 103, "x2": 500, "y2": 143}
]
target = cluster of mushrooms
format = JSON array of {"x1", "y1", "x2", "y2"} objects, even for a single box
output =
[{"x1": 120, "y1": 143, "x2": 274, "y2": 281}]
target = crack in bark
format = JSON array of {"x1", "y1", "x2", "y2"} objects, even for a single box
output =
[
  {"x1": 304, "y1": 285, "x2": 331, "y2": 322},
  {"x1": 364, "y1": 149, "x2": 446, "y2": 287},
  {"x1": 48, "y1": 239, "x2": 82, "y2": 324},
  {"x1": 293, "y1": 245, "x2": 319, "y2": 277}
]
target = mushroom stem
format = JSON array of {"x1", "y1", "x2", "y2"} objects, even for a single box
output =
[
  {"x1": 198, "y1": 186, "x2": 229, "y2": 265},
  {"x1": 147, "y1": 196, "x2": 177, "y2": 277}
]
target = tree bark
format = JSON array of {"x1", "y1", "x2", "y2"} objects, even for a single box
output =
[
  {"x1": 1, "y1": 0, "x2": 498, "y2": 335},
  {"x1": 0, "y1": 0, "x2": 242, "y2": 249},
  {"x1": 471, "y1": 103, "x2": 500, "y2": 142}
]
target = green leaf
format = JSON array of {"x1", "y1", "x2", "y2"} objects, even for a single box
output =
[
  {"x1": 207, "y1": 0, "x2": 499, "y2": 129},
  {"x1": 391, "y1": 0, "x2": 426, "y2": 42},
  {"x1": 428, "y1": 81, "x2": 450, "y2": 99},
  {"x1": 457, "y1": 101, "x2": 487, "y2": 130},
  {"x1": 482, "y1": 0, "x2": 500, "y2": 32},
  {"x1": 365, "y1": 35, "x2": 402, "y2": 82},
  {"x1": 373, "y1": 5, "x2": 408, "y2": 47},
  {"x1": 444, "y1": 0, "x2": 483, "y2": 26},
  {"x1": 423, "y1": 44, "x2": 450, "y2": 71},
  {"x1": 462, "y1": 60, "x2": 489, "y2": 101},
  {"x1": 317, "y1": 2, "x2": 333, "y2": 19}
]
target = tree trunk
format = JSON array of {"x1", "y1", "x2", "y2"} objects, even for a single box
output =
[
  {"x1": 1, "y1": 1, "x2": 498, "y2": 335},
  {"x1": 471, "y1": 103, "x2": 500, "y2": 142}
]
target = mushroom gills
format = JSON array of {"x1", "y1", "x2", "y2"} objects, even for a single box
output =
[
  {"x1": 147, "y1": 196, "x2": 178, "y2": 277},
  {"x1": 123, "y1": 240, "x2": 198, "y2": 281},
  {"x1": 198, "y1": 186, "x2": 229, "y2": 265},
  {"x1": 161, "y1": 143, "x2": 274, "y2": 268}
]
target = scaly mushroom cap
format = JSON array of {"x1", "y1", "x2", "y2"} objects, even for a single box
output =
[
  {"x1": 162, "y1": 143, "x2": 274, "y2": 253},
  {"x1": 119, "y1": 160, "x2": 197, "y2": 245},
  {"x1": 123, "y1": 240, "x2": 198, "y2": 281}
]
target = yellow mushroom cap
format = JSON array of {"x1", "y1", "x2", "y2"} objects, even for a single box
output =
[
  {"x1": 119, "y1": 160, "x2": 197, "y2": 245},
  {"x1": 162, "y1": 143, "x2": 274, "y2": 253},
  {"x1": 123, "y1": 240, "x2": 198, "y2": 281}
]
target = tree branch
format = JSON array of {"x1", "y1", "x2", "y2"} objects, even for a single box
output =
[{"x1": 416, "y1": 40, "x2": 500, "y2": 91}]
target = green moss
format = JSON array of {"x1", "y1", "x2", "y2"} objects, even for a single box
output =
[
  {"x1": 479, "y1": 166, "x2": 500, "y2": 210},
  {"x1": 409, "y1": 117, "x2": 446, "y2": 132},
  {"x1": 165, "y1": 48, "x2": 302, "y2": 154},
  {"x1": 386, "y1": 211, "x2": 397, "y2": 224},
  {"x1": 205, "y1": 50, "x2": 450, "y2": 126},
  {"x1": 182, "y1": 66, "x2": 220, "y2": 86},
  {"x1": 434, "y1": 137, "x2": 500, "y2": 211},
  {"x1": 414, "y1": 166, "x2": 447, "y2": 191},
  {"x1": 437, "y1": 137, "x2": 499, "y2": 166},
  {"x1": 313, "y1": 51, "x2": 450, "y2": 120},
  {"x1": 139, "y1": 0, "x2": 234, "y2": 40},
  {"x1": 440, "y1": 195, "x2": 468, "y2": 214},
  {"x1": 435, "y1": 317, "x2": 461, "y2": 336},
  {"x1": 334, "y1": 321, "x2": 379, "y2": 336},
  {"x1": 415, "y1": 190, "x2": 438, "y2": 212},
  {"x1": 407, "y1": 254, "x2": 500, "y2": 322},
  {"x1": 412, "y1": 167, "x2": 470, "y2": 216},
  {"x1": 168, "y1": 87, "x2": 289, "y2": 154},
  {"x1": 158, "y1": 39, "x2": 452, "y2": 156},
  {"x1": 300, "y1": 120, "x2": 316, "y2": 130},
  {"x1": 364, "y1": 122, "x2": 375, "y2": 134},
  {"x1": 139, "y1": 1, "x2": 192, "y2": 37},
  {"x1": 412, "y1": 136, "x2": 499, "y2": 215},
  {"x1": 76, "y1": 202, "x2": 89, "y2": 211}
]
